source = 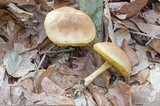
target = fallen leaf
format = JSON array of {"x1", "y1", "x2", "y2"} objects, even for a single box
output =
[
  {"x1": 101, "y1": 71, "x2": 111, "y2": 89},
  {"x1": 147, "y1": 49, "x2": 160, "y2": 63},
  {"x1": 132, "y1": 90, "x2": 160, "y2": 106},
  {"x1": 114, "y1": 0, "x2": 148, "y2": 19},
  {"x1": 104, "y1": 3, "x2": 115, "y2": 43},
  {"x1": 133, "y1": 22, "x2": 160, "y2": 39},
  {"x1": 14, "y1": 43, "x2": 36, "y2": 54},
  {"x1": 35, "y1": 65, "x2": 56, "y2": 92},
  {"x1": 121, "y1": 20, "x2": 140, "y2": 32},
  {"x1": 41, "y1": 77, "x2": 64, "y2": 95},
  {"x1": 10, "y1": 0, "x2": 35, "y2": 11},
  {"x1": 0, "y1": 66, "x2": 5, "y2": 86},
  {"x1": 74, "y1": 94, "x2": 87, "y2": 106},
  {"x1": 92, "y1": 86, "x2": 111, "y2": 106},
  {"x1": 0, "y1": 0, "x2": 9, "y2": 7},
  {"x1": 3, "y1": 51, "x2": 36, "y2": 77},
  {"x1": 106, "y1": 80, "x2": 132, "y2": 106},
  {"x1": 129, "y1": 68, "x2": 150, "y2": 84},
  {"x1": 147, "y1": 63, "x2": 160, "y2": 94},
  {"x1": 34, "y1": 8, "x2": 47, "y2": 44},
  {"x1": 19, "y1": 78, "x2": 34, "y2": 92},
  {"x1": 108, "y1": 2, "x2": 127, "y2": 12},
  {"x1": 53, "y1": 0, "x2": 71, "y2": 9},
  {"x1": 7, "y1": 3, "x2": 33, "y2": 22},
  {"x1": 114, "y1": 28, "x2": 131, "y2": 47},
  {"x1": 15, "y1": 86, "x2": 75, "y2": 105},
  {"x1": 132, "y1": 45, "x2": 149, "y2": 75},
  {"x1": 10, "y1": 0, "x2": 35, "y2": 7},
  {"x1": 149, "y1": 39, "x2": 160, "y2": 54},
  {"x1": 52, "y1": 73, "x2": 79, "y2": 89},
  {"x1": 143, "y1": 10, "x2": 160, "y2": 24},
  {"x1": 131, "y1": 81, "x2": 160, "y2": 106},
  {"x1": 59, "y1": 56, "x2": 89, "y2": 76},
  {"x1": 35, "y1": 0, "x2": 53, "y2": 11},
  {"x1": 0, "y1": 78, "x2": 11, "y2": 105},
  {"x1": 122, "y1": 40, "x2": 138, "y2": 67}
]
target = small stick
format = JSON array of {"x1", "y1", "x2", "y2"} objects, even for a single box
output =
[
  {"x1": 39, "y1": 48, "x2": 75, "y2": 55},
  {"x1": 32, "y1": 53, "x2": 46, "y2": 93}
]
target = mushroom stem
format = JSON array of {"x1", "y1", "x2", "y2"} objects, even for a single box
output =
[{"x1": 84, "y1": 61, "x2": 111, "y2": 86}]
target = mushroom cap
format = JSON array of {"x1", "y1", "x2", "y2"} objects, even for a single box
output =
[
  {"x1": 93, "y1": 42, "x2": 131, "y2": 77},
  {"x1": 44, "y1": 7, "x2": 96, "y2": 46}
]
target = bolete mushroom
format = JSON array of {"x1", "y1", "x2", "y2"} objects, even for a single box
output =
[
  {"x1": 44, "y1": 6, "x2": 96, "y2": 46},
  {"x1": 74, "y1": 42, "x2": 131, "y2": 96}
]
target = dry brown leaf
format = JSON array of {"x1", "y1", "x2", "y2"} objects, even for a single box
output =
[
  {"x1": 35, "y1": 65, "x2": 56, "y2": 93},
  {"x1": 0, "y1": 0, "x2": 9, "y2": 7},
  {"x1": 114, "y1": 28, "x2": 131, "y2": 47},
  {"x1": 92, "y1": 86, "x2": 111, "y2": 106},
  {"x1": 74, "y1": 93, "x2": 96, "y2": 106},
  {"x1": 106, "y1": 80, "x2": 131, "y2": 106},
  {"x1": 35, "y1": 0, "x2": 53, "y2": 11},
  {"x1": 0, "y1": 27, "x2": 23, "y2": 54},
  {"x1": 104, "y1": 3, "x2": 115, "y2": 43},
  {"x1": 14, "y1": 43, "x2": 37, "y2": 54},
  {"x1": 101, "y1": 71, "x2": 111, "y2": 89},
  {"x1": 131, "y1": 64, "x2": 160, "y2": 105},
  {"x1": 19, "y1": 78, "x2": 34, "y2": 92},
  {"x1": 7, "y1": 3, "x2": 33, "y2": 22},
  {"x1": 147, "y1": 48, "x2": 160, "y2": 63},
  {"x1": 133, "y1": 22, "x2": 160, "y2": 39},
  {"x1": 34, "y1": 9, "x2": 47, "y2": 44},
  {"x1": 10, "y1": 0, "x2": 35, "y2": 6},
  {"x1": 132, "y1": 90, "x2": 160, "y2": 106},
  {"x1": 50, "y1": 55, "x2": 100, "y2": 88},
  {"x1": 143, "y1": 10, "x2": 160, "y2": 24},
  {"x1": 121, "y1": 20, "x2": 140, "y2": 32},
  {"x1": 129, "y1": 68, "x2": 150, "y2": 84},
  {"x1": 131, "y1": 79, "x2": 160, "y2": 106},
  {"x1": 0, "y1": 78, "x2": 11, "y2": 105},
  {"x1": 54, "y1": 0, "x2": 71, "y2": 9},
  {"x1": 149, "y1": 39, "x2": 160, "y2": 54},
  {"x1": 10, "y1": 0, "x2": 36, "y2": 11},
  {"x1": 108, "y1": 2, "x2": 127, "y2": 12},
  {"x1": 147, "y1": 63, "x2": 160, "y2": 94},
  {"x1": 122, "y1": 40, "x2": 139, "y2": 67},
  {"x1": 41, "y1": 77, "x2": 64, "y2": 95},
  {"x1": 52, "y1": 74, "x2": 79, "y2": 89},
  {"x1": 0, "y1": 66, "x2": 5, "y2": 85},
  {"x1": 59, "y1": 57, "x2": 89, "y2": 77},
  {"x1": 22, "y1": 87, "x2": 75, "y2": 105},
  {"x1": 115, "y1": 0, "x2": 148, "y2": 19},
  {"x1": 132, "y1": 45, "x2": 149, "y2": 75}
]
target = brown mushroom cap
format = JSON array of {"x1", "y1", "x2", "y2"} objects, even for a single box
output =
[
  {"x1": 93, "y1": 42, "x2": 131, "y2": 77},
  {"x1": 44, "y1": 7, "x2": 96, "y2": 46}
]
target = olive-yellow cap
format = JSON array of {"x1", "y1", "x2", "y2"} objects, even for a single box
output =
[{"x1": 93, "y1": 42, "x2": 131, "y2": 77}]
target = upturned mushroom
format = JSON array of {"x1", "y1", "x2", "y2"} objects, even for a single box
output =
[
  {"x1": 44, "y1": 6, "x2": 96, "y2": 46},
  {"x1": 74, "y1": 42, "x2": 131, "y2": 96}
]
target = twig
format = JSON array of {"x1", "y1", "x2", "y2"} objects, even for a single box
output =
[
  {"x1": 130, "y1": 31, "x2": 160, "y2": 39},
  {"x1": 32, "y1": 53, "x2": 46, "y2": 93},
  {"x1": 39, "y1": 48, "x2": 75, "y2": 55}
]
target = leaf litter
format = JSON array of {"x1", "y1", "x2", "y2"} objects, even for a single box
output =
[{"x1": 0, "y1": 0, "x2": 160, "y2": 105}]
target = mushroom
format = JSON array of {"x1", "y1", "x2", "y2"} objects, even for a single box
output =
[
  {"x1": 74, "y1": 42, "x2": 131, "y2": 96},
  {"x1": 44, "y1": 6, "x2": 96, "y2": 46}
]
